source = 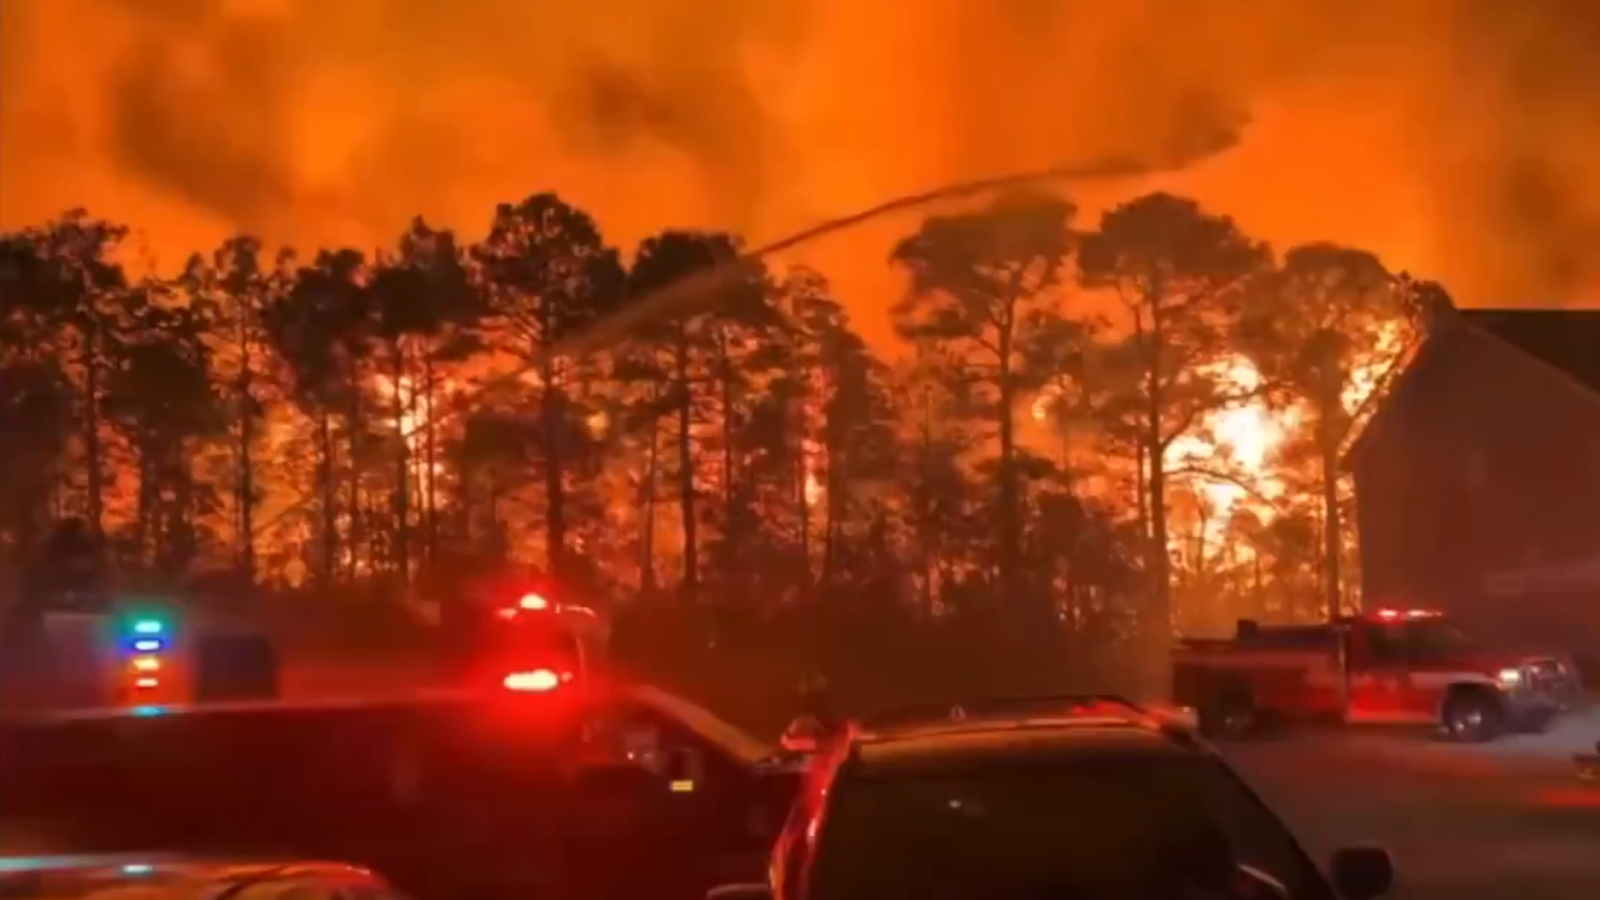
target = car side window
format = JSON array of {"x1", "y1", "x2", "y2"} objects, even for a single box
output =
[
  {"x1": 578, "y1": 701, "x2": 678, "y2": 773},
  {"x1": 593, "y1": 704, "x2": 723, "y2": 802},
  {"x1": 1363, "y1": 624, "x2": 1405, "y2": 665},
  {"x1": 1188, "y1": 758, "x2": 1329, "y2": 900},
  {"x1": 619, "y1": 717, "x2": 667, "y2": 774},
  {"x1": 1402, "y1": 621, "x2": 1472, "y2": 663}
]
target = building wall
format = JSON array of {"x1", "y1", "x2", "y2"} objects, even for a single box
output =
[{"x1": 1352, "y1": 326, "x2": 1600, "y2": 655}]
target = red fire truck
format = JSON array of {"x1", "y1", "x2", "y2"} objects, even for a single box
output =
[
  {"x1": 1172, "y1": 608, "x2": 1582, "y2": 742},
  {"x1": 437, "y1": 572, "x2": 611, "y2": 698},
  {"x1": 481, "y1": 590, "x2": 609, "y2": 695}
]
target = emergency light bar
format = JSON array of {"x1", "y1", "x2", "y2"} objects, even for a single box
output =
[
  {"x1": 497, "y1": 593, "x2": 553, "y2": 620},
  {"x1": 1373, "y1": 608, "x2": 1439, "y2": 620},
  {"x1": 120, "y1": 610, "x2": 172, "y2": 694}
]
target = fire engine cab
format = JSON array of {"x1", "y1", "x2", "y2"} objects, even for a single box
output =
[{"x1": 1172, "y1": 608, "x2": 1576, "y2": 742}]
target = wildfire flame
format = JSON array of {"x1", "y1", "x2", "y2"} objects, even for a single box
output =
[
  {"x1": 373, "y1": 373, "x2": 447, "y2": 511},
  {"x1": 1031, "y1": 317, "x2": 1407, "y2": 556},
  {"x1": 1165, "y1": 358, "x2": 1293, "y2": 537}
]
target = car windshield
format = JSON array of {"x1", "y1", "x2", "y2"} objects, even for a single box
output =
[{"x1": 806, "y1": 753, "x2": 1333, "y2": 900}]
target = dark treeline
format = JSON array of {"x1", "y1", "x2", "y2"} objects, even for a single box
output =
[{"x1": 0, "y1": 191, "x2": 1444, "y2": 706}]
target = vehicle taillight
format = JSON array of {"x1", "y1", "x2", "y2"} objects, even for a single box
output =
[{"x1": 504, "y1": 668, "x2": 562, "y2": 692}]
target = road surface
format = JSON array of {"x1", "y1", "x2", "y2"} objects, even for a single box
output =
[{"x1": 1224, "y1": 720, "x2": 1600, "y2": 899}]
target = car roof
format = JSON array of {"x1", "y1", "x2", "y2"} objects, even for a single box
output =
[
  {"x1": 0, "y1": 854, "x2": 384, "y2": 900},
  {"x1": 833, "y1": 695, "x2": 1203, "y2": 775},
  {"x1": 0, "y1": 681, "x2": 712, "y2": 724},
  {"x1": 852, "y1": 718, "x2": 1192, "y2": 774},
  {"x1": 0, "y1": 692, "x2": 478, "y2": 726}
]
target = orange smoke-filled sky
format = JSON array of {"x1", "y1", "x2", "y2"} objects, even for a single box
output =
[{"x1": 3, "y1": 0, "x2": 1599, "y2": 344}]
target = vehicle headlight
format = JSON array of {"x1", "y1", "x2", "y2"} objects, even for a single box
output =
[{"x1": 1497, "y1": 667, "x2": 1522, "y2": 686}]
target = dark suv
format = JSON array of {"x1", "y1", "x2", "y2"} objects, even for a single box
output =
[
  {"x1": 1, "y1": 684, "x2": 798, "y2": 900},
  {"x1": 708, "y1": 695, "x2": 1396, "y2": 900}
]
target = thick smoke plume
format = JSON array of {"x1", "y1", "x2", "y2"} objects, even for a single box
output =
[{"x1": 3, "y1": 0, "x2": 1599, "y2": 312}]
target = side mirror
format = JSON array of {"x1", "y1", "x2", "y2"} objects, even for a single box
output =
[
  {"x1": 780, "y1": 715, "x2": 829, "y2": 754},
  {"x1": 1329, "y1": 845, "x2": 1394, "y2": 900},
  {"x1": 706, "y1": 884, "x2": 772, "y2": 900}
]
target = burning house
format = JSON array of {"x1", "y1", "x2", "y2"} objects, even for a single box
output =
[{"x1": 1348, "y1": 306, "x2": 1600, "y2": 667}]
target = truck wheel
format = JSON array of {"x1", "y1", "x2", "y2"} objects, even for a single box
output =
[
  {"x1": 1441, "y1": 687, "x2": 1502, "y2": 743},
  {"x1": 1201, "y1": 689, "x2": 1258, "y2": 739}
]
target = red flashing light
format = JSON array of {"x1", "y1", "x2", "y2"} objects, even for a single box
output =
[
  {"x1": 504, "y1": 668, "x2": 562, "y2": 692},
  {"x1": 134, "y1": 677, "x2": 160, "y2": 690},
  {"x1": 518, "y1": 593, "x2": 550, "y2": 612}
]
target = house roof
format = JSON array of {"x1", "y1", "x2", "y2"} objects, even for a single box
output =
[
  {"x1": 1343, "y1": 306, "x2": 1600, "y2": 469},
  {"x1": 1458, "y1": 309, "x2": 1600, "y2": 396}
]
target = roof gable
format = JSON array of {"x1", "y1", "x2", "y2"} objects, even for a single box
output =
[
  {"x1": 1459, "y1": 309, "x2": 1600, "y2": 396},
  {"x1": 1345, "y1": 309, "x2": 1600, "y2": 468}
]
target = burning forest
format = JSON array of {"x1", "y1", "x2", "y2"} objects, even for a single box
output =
[
  {"x1": 1, "y1": 189, "x2": 1432, "y2": 690},
  {"x1": 4, "y1": 0, "x2": 1599, "y2": 691}
]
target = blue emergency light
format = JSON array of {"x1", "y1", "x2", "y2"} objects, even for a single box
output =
[{"x1": 132, "y1": 638, "x2": 163, "y2": 653}]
